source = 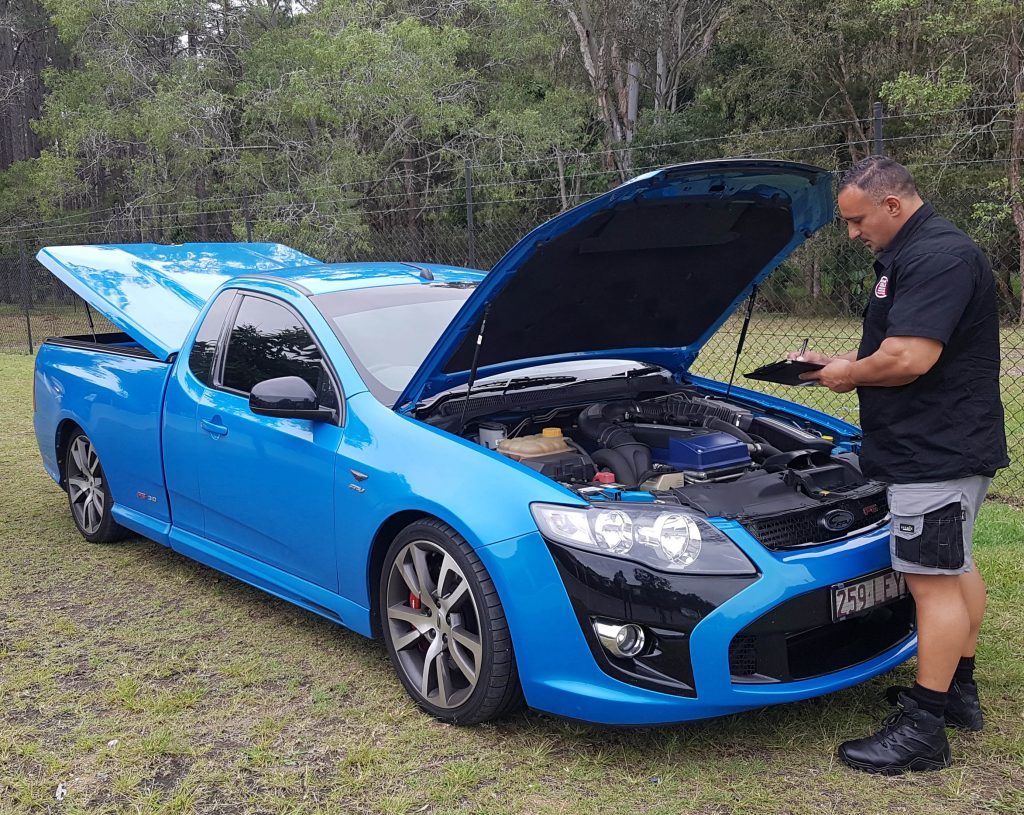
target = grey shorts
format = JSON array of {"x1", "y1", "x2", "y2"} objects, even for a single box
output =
[{"x1": 888, "y1": 475, "x2": 992, "y2": 575}]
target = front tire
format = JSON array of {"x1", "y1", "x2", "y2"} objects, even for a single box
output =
[
  {"x1": 64, "y1": 431, "x2": 127, "y2": 543},
  {"x1": 380, "y1": 519, "x2": 523, "y2": 724}
]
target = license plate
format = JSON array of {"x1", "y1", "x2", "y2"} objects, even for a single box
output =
[{"x1": 831, "y1": 570, "x2": 907, "y2": 622}]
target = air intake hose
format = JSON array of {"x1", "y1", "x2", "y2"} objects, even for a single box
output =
[
  {"x1": 577, "y1": 402, "x2": 653, "y2": 488},
  {"x1": 703, "y1": 417, "x2": 782, "y2": 462}
]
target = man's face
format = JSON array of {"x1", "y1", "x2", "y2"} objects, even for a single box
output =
[{"x1": 837, "y1": 185, "x2": 905, "y2": 253}]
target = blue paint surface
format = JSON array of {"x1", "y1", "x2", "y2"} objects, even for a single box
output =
[{"x1": 32, "y1": 161, "x2": 913, "y2": 725}]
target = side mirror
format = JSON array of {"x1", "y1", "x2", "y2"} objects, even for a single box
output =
[{"x1": 249, "y1": 376, "x2": 336, "y2": 422}]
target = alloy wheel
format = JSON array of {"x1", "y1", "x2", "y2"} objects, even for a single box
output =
[
  {"x1": 385, "y1": 539, "x2": 483, "y2": 709},
  {"x1": 67, "y1": 435, "x2": 105, "y2": 536}
]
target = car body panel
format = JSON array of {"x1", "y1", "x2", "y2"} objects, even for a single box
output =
[
  {"x1": 35, "y1": 243, "x2": 323, "y2": 361},
  {"x1": 479, "y1": 523, "x2": 911, "y2": 725},
  {"x1": 31, "y1": 160, "x2": 916, "y2": 726},
  {"x1": 33, "y1": 341, "x2": 174, "y2": 530}
]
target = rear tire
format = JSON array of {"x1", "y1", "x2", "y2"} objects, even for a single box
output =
[
  {"x1": 379, "y1": 519, "x2": 523, "y2": 724},
  {"x1": 64, "y1": 431, "x2": 127, "y2": 543}
]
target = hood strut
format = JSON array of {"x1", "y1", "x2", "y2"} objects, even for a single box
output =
[
  {"x1": 84, "y1": 303, "x2": 97, "y2": 342},
  {"x1": 457, "y1": 304, "x2": 492, "y2": 436},
  {"x1": 726, "y1": 284, "x2": 758, "y2": 399}
]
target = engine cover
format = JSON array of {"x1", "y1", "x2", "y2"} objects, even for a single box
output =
[{"x1": 630, "y1": 424, "x2": 751, "y2": 474}]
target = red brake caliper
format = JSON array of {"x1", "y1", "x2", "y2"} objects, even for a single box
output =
[{"x1": 410, "y1": 591, "x2": 428, "y2": 653}]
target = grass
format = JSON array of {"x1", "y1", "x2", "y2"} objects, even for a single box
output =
[{"x1": 1, "y1": 351, "x2": 1023, "y2": 814}]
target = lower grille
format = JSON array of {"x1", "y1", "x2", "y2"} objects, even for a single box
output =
[
  {"x1": 740, "y1": 487, "x2": 888, "y2": 550},
  {"x1": 729, "y1": 581, "x2": 915, "y2": 682},
  {"x1": 728, "y1": 636, "x2": 758, "y2": 677}
]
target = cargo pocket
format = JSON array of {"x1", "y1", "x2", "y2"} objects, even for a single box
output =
[{"x1": 890, "y1": 489, "x2": 966, "y2": 570}]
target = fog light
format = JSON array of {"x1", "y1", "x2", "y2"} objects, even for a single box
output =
[{"x1": 593, "y1": 620, "x2": 646, "y2": 658}]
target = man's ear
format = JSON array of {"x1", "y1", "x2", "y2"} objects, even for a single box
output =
[{"x1": 884, "y1": 195, "x2": 902, "y2": 216}]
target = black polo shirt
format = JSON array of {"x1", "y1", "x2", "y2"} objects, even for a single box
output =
[{"x1": 857, "y1": 203, "x2": 1008, "y2": 483}]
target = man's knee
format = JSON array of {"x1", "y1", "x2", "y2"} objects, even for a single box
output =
[{"x1": 904, "y1": 572, "x2": 966, "y2": 604}]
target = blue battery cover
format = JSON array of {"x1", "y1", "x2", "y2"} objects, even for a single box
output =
[{"x1": 657, "y1": 431, "x2": 751, "y2": 472}]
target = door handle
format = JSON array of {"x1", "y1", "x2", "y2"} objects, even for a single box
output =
[{"x1": 201, "y1": 418, "x2": 228, "y2": 437}]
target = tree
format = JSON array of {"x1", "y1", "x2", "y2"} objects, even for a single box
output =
[
  {"x1": 1, "y1": 1, "x2": 67, "y2": 171},
  {"x1": 557, "y1": 0, "x2": 727, "y2": 178},
  {"x1": 875, "y1": 0, "x2": 1024, "y2": 319}
]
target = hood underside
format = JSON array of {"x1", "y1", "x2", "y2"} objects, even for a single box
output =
[
  {"x1": 395, "y1": 160, "x2": 834, "y2": 411},
  {"x1": 445, "y1": 195, "x2": 793, "y2": 370}
]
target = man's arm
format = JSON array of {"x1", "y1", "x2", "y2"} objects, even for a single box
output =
[{"x1": 802, "y1": 336, "x2": 943, "y2": 392}]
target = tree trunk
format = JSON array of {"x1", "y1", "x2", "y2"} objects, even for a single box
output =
[
  {"x1": 196, "y1": 174, "x2": 209, "y2": 242},
  {"x1": 566, "y1": 5, "x2": 628, "y2": 178},
  {"x1": 0, "y1": 1, "x2": 59, "y2": 171}
]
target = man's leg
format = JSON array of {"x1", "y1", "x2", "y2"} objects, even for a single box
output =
[
  {"x1": 942, "y1": 567, "x2": 987, "y2": 730},
  {"x1": 958, "y1": 562, "x2": 987, "y2": 658},
  {"x1": 905, "y1": 572, "x2": 970, "y2": 691},
  {"x1": 837, "y1": 481, "x2": 972, "y2": 774}
]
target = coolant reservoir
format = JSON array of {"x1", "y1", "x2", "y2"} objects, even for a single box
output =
[{"x1": 497, "y1": 430, "x2": 570, "y2": 460}]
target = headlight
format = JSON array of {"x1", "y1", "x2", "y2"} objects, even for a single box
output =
[{"x1": 531, "y1": 503, "x2": 756, "y2": 575}]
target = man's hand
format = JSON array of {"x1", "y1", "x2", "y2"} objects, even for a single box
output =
[
  {"x1": 798, "y1": 337, "x2": 942, "y2": 392},
  {"x1": 786, "y1": 349, "x2": 834, "y2": 365},
  {"x1": 801, "y1": 358, "x2": 856, "y2": 392}
]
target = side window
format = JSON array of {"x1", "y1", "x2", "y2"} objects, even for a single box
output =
[
  {"x1": 188, "y1": 292, "x2": 234, "y2": 386},
  {"x1": 221, "y1": 296, "x2": 335, "y2": 409}
]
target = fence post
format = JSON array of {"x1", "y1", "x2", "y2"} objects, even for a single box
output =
[
  {"x1": 465, "y1": 159, "x2": 476, "y2": 269},
  {"x1": 244, "y1": 195, "x2": 254, "y2": 243},
  {"x1": 873, "y1": 101, "x2": 884, "y2": 156},
  {"x1": 19, "y1": 240, "x2": 33, "y2": 354}
]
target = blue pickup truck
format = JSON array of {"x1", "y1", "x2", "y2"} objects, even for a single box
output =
[{"x1": 33, "y1": 160, "x2": 915, "y2": 726}]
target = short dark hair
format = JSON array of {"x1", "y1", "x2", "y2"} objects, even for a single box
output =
[{"x1": 838, "y1": 156, "x2": 918, "y2": 200}]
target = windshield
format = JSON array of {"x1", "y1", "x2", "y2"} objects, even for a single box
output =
[{"x1": 313, "y1": 283, "x2": 476, "y2": 404}]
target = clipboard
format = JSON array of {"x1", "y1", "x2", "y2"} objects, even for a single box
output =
[{"x1": 744, "y1": 359, "x2": 824, "y2": 386}]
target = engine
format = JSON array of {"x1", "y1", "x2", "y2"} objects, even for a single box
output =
[
  {"x1": 472, "y1": 392, "x2": 842, "y2": 488},
  {"x1": 467, "y1": 391, "x2": 888, "y2": 543}
]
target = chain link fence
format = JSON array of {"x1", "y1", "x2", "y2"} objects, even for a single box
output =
[{"x1": 2, "y1": 170, "x2": 1022, "y2": 495}]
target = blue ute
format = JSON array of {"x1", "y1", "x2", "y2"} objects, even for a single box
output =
[{"x1": 32, "y1": 160, "x2": 914, "y2": 725}]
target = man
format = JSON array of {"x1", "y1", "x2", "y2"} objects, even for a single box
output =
[{"x1": 795, "y1": 156, "x2": 1008, "y2": 775}]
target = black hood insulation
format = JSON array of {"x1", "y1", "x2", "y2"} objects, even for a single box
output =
[{"x1": 443, "y1": 196, "x2": 795, "y2": 373}]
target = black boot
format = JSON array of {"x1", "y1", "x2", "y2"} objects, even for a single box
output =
[
  {"x1": 885, "y1": 683, "x2": 983, "y2": 731},
  {"x1": 838, "y1": 692, "x2": 951, "y2": 775},
  {"x1": 945, "y1": 680, "x2": 984, "y2": 732}
]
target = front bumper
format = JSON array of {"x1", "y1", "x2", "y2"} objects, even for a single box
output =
[{"x1": 477, "y1": 520, "x2": 915, "y2": 726}]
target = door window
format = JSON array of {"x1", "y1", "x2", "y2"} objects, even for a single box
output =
[
  {"x1": 221, "y1": 295, "x2": 339, "y2": 411},
  {"x1": 187, "y1": 292, "x2": 234, "y2": 386}
]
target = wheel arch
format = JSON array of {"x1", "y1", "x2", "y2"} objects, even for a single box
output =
[
  {"x1": 367, "y1": 510, "x2": 435, "y2": 638},
  {"x1": 55, "y1": 419, "x2": 85, "y2": 489},
  {"x1": 367, "y1": 509, "x2": 487, "y2": 638}
]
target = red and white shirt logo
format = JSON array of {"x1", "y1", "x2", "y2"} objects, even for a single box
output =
[{"x1": 874, "y1": 275, "x2": 889, "y2": 298}]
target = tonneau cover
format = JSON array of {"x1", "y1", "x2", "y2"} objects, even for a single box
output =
[{"x1": 36, "y1": 243, "x2": 322, "y2": 360}]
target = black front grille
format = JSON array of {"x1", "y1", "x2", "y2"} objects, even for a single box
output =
[
  {"x1": 740, "y1": 487, "x2": 888, "y2": 550},
  {"x1": 729, "y1": 578, "x2": 915, "y2": 683}
]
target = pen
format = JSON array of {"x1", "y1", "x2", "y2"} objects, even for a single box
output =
[{"x1": 799, "y1": 337, "x2": 809, "y2": 359}]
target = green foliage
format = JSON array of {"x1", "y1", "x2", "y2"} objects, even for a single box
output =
[
  {"x1": 0, "y1": 0, "x2": 1022, "y2": 316},
  {"x1": 881, "y1": 69, "x2": 973, "y2": 113}
]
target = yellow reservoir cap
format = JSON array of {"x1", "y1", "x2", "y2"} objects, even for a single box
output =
[{"x1": 542, "y1": 427, "x2": 563, "y2": 437}]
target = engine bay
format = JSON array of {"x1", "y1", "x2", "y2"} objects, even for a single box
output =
[{"x1": 444, "y1": 386, "x2": 889, "y2": 545}]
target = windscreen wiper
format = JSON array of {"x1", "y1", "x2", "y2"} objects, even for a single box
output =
[{"x1": 503, "y1": 375, "x2": 577, "y2": 392}]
